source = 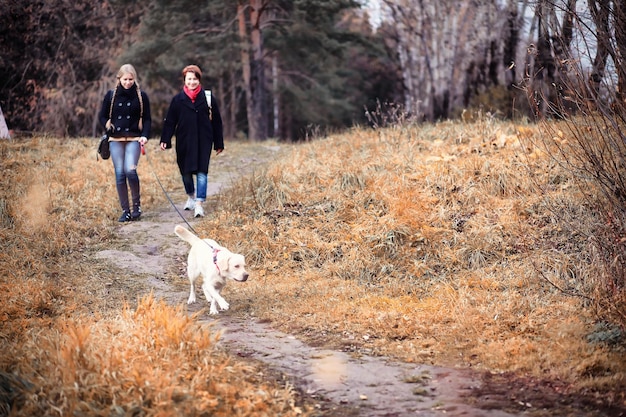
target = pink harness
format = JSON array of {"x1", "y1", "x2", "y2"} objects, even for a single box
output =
[{"x1": 212, "y1": 248, "x2": 221, "y2": 274}]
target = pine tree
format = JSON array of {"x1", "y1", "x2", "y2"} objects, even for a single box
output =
[{"x1": 127, "y1": 0, "x2": 398, "y2": 140}]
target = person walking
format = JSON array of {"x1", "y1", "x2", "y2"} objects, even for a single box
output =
[
  {"x1": 159, "y1": 64, "x2": 224, "y2": 218},
  {"x1": 98, "y1": 63, "x2": 151, "y2": 222}
]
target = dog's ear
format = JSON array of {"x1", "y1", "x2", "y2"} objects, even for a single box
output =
[{"x1": 216, "y1": 253, "x2": 230, "y2": 273}]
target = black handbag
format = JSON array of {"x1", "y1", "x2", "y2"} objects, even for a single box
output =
[
  {"x1": 97, "y1": 134, "x2": 110, "y2": 160},
  {"x1": 98, "y1": 90, "x2": 115, "y2": 161}
]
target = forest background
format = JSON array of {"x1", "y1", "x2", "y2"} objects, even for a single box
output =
[{"x1": 1, "y1": 0, "x2": 624, "y2": 141}]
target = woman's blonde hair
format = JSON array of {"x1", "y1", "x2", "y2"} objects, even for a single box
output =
[{"x1": 117, "y1": 64, "x2": 139, "y2": 87}]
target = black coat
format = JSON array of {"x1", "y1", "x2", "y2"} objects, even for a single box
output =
[
  {"x1": 160, "y1": 89, "x2": 224, "y2": 175},
  {"x1": 98, "y1": 84, "x2": 151, "y2": 138}
]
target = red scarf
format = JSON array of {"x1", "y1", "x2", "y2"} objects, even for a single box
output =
[{"x1": 184, "y1": 85, "x2": 201, "y2": 102}]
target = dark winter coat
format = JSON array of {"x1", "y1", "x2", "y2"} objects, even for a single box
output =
[
  {"x1": 98, "y1": 84, "x2": 151, "y2": 138},
  {"x1": 160, "y1": 89, "x2": 224, "y2": 175}
]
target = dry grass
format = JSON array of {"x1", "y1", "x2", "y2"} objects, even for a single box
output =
[
  {"x1": 0, "y1": 119, "x2": 625, "y2": 415},
  {"x1": 0, "y1": 138, "x2": 307, "y2": 416},
  {"x1": 200, "y1": 120, "x2": 625, "y2": 404}
]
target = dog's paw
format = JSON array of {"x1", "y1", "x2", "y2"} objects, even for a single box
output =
[
  {"x1": 187, "y1": 294, "x2": 197, "y2": 304},
  {"x1": 209, "y1": 308, "x2": 220, "y2": 315},
  {"x1": 219, "y1": 301, "x2": 230, "y2": 311}
]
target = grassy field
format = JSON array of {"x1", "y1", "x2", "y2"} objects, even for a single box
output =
[{"x1": 0, "y1": 118, "x2": 624, "y2": 416}]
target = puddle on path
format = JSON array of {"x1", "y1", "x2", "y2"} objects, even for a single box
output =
[{"x1": 213, "y1": 314, "x2": 517, "y2": 417}]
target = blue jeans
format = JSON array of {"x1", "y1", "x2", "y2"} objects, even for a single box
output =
[
  {"x1": 182, "y1": 172, "x2": 207, "y2": 202},
  {"x1": 109, "y1": 141, "x2": 141, "y2": 211}
]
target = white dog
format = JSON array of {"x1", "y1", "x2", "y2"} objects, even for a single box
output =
[{"x1": 174, "y1": 225, "x2": 249, "y2": 315}]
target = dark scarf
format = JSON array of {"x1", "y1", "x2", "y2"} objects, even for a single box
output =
[{"x1": 117, "y1": 83, "x2": 137, "y2": 98}]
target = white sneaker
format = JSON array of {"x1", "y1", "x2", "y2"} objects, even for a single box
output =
[
  {"x1": 184, "y1": 196, "x2": 195, "y2": 210},
  {"x1": 194, "y1": 203, "x2": 205, "y2": 218}
]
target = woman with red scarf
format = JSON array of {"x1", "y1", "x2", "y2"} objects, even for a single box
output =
[{"x1": 160, "y1": 65, "x2": 224, "y2": 218}]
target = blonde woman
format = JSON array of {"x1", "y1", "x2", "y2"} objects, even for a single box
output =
[
  {"x1": 160, "y1": 65, "x2": 224, "y2": 218},
  {"x1": 98, "y1": 64, "x2": 152, "y2": 222}
]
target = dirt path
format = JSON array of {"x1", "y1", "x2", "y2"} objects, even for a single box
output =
[{"x1": 216, "y1": 316, "x2": 522, "y2": 417}]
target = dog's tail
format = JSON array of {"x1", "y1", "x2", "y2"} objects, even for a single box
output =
[{"x1": 174, "y1": 225, "x2": 203, "y2": 246}]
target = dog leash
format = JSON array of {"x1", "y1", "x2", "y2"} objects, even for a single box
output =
[
  {"x1": 142, "y1": 144, "x2": 226, "y2": 275},
  {"x1": 142, "y1": 143, "x2": 200, "y2": 236}
]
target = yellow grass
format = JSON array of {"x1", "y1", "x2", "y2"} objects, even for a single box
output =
[
  {"x1": 0, "y1": 118, "x2": 625, "y2": 415},
  {"x1": 0, "y1": 138, "x2": 307, "y2": 416},
  {"x1": 201, "y1": 121, "x2": 625, "y2": 396}
]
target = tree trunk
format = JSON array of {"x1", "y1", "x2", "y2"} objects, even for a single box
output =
[
  {"x1": 528, "y1": 0, "x2": 579, "y2": 117},
  {"x1": 249, "y1": 0, "x2": 268, "y2": 141},
  {"x1": 614, "y1": 0, "x2": 626, "y2": 107},
  {"x1": 588, "y1": 0, "x2": 610, "y2": 99},
  {"x1": 237, "y1": 0, "x2": 268, "y2": 141},
  {"x1": 531, "y1": 0, "x2": 557, "y2": 117},
  {"x1": 238, "y1": 2, "x2": 257, "y2": 141},
  {"x1": 0, "y1": 105, "x2": 10, "y2": 139},
  {"x1": 218, "y1": 77, "x2": 232, "y2": 140},
  {"x1": 229, "y1": 68, "x2": 238, "y2": 140},
  {"x1": 272, "y1": 54, "x2": 279, "y2": 138}
]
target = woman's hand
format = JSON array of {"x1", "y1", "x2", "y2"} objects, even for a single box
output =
[{"x1": 160, "y1": 142, "x2": 168, "y2": 151}]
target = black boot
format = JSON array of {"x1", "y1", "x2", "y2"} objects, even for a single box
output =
[
  {"x1": 118, "y1": 210, "x2": 131, "y2": 222},
  {"x1": 131, "y1": 205, "x2": 142, "y2": 221}
]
